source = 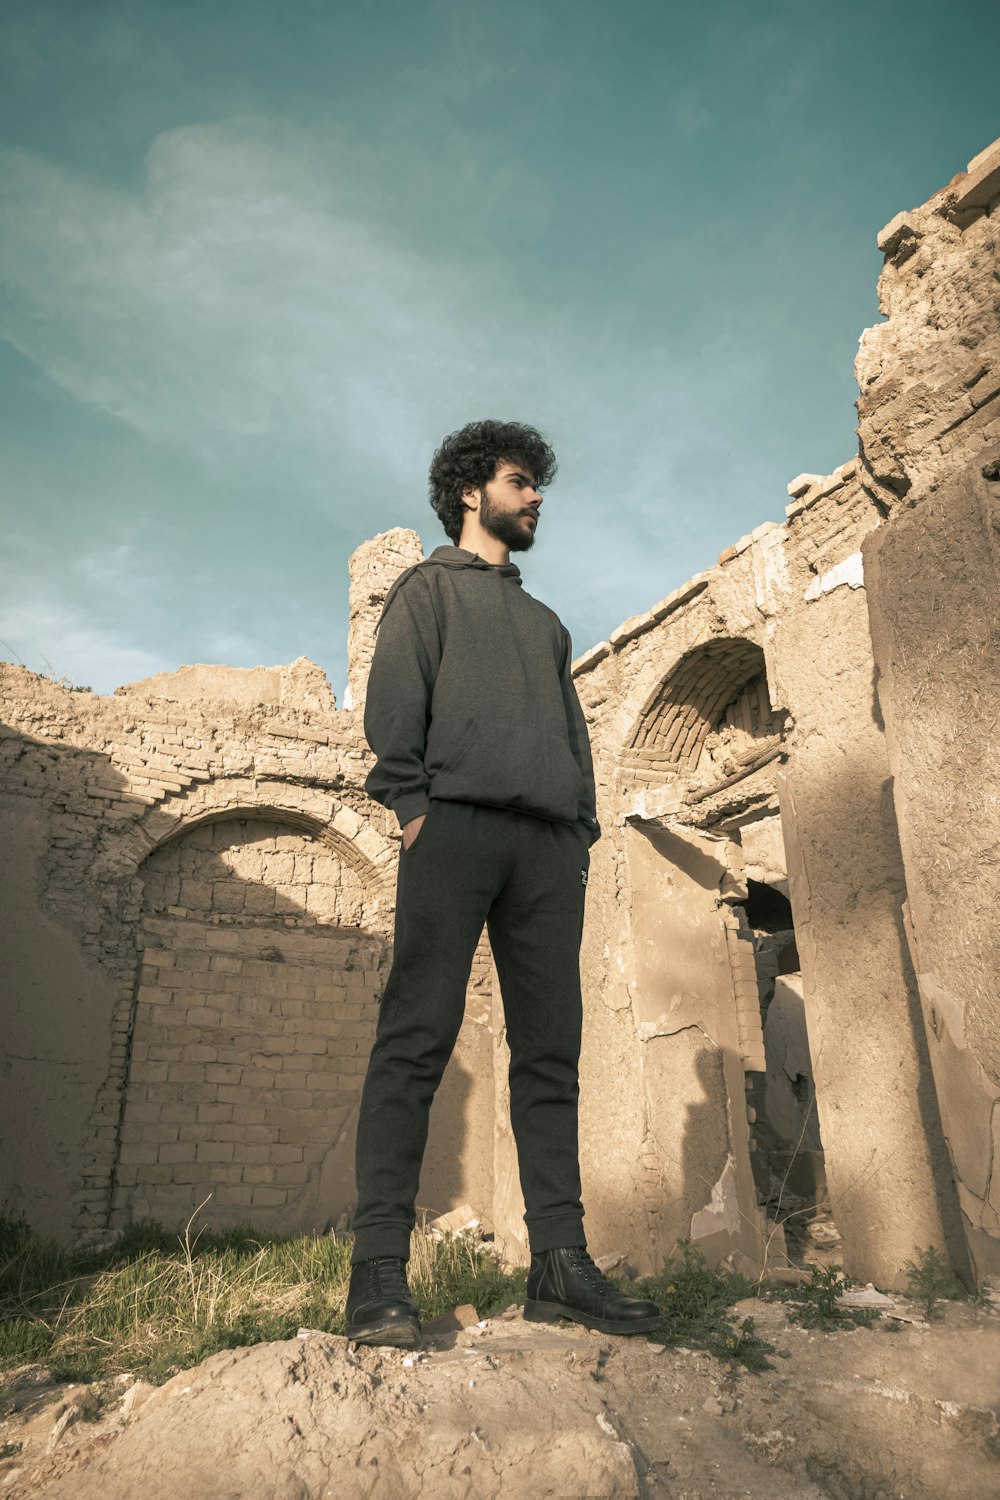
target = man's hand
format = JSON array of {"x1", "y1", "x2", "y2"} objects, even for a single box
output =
[{"x1": 401, "y1": 813, "x2": 427, "y2": 851}]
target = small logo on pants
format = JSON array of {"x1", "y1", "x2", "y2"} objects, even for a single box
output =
[{"x1": 581, "y1": 868, "x2": 588, "y2": 886}]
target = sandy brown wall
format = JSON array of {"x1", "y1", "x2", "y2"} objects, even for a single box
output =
[
  {"x1": 0, "y1": 659, "x2": 496, "y2": 1246},
  {"x1": 1, "y1": 799, "x2": 120, "y2": 1241},
  {"x1": 864, "y1": 464, "x2": 1000, "y2": 1278}
]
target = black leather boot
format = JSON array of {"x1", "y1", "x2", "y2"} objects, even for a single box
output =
[
  {"x1": 524, "y1": 1246, "x2": 661, "y2": 1335},
  {"x1": 345, "y1": 1256, "x2": 421, "y2": 1348}
]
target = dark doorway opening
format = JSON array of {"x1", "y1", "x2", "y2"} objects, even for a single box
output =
[{"x1": 741, "y1": 879, "x2": 842, "y2": 1267}]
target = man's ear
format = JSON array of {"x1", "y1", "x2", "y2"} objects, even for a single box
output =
[{"x1": 461, "y1": 485, "x2": 480, "y2": 508}]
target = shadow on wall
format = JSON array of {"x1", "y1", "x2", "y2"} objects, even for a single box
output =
[
  {"x1": 0, "y1": 723, "x2": 190, "y2": 1243},
  {"x1": 1, "y1": 781, "x2": 127, "y2": 1241},
  {"x1": 120, "y1": 813, "x2": 476, "y2": 1238},
  {"x1": 626, "y1": 625, "x2": 969, "y2": 1283},
  {"x1": 610, "y1": 721, "x2": 969, "y2": 1284},
  {"x1": 776, "y1": 742, "x2": 972, "y2": 1288},
  {"x1": 606, "y1": 818, "x2": 740, "y2": 1277},
  {"x1": 0, "y1": 721, "x2": 478, "y2": 1245}
]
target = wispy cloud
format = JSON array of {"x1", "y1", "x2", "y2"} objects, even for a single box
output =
[
  {"x1": 73, "y1": 541, "x2": 141, "y2": 587},
  {"x1": 0, "y1": 589, "x2": 163, "y2": 690},
  {"x1": 0, "y1": 110, "x2": 802, "y2": 694},
  {"x1": 0, "y1": 121, "x2": 464, "y2": 476},
  {"x1": 0, "y1": 117, "x2": 718, "y2": 500}
]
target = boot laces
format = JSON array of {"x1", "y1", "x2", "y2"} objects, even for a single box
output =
[
  {"x1": 370, "y1": 1256, "x2": 411, "y2": 1300},
  {"x1": 564, "y1": 1246, "x2": 616, "y2": 1293}
]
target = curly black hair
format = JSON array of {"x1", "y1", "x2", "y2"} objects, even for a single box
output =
[{"x1": 428, "y1": 419, "x2": 557, "y2": 544}]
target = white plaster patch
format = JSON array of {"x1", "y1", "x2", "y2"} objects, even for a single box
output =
[
  {"x1": 803, "y1": 551, "x2": 865, "y2": 602},
  {"x1": 752, "y1": 527, "x2": 791, "y2": 617},
  {"x1": 624, "y1": 785, "x2": 683, "y2": 823},
  {"x1": 690, "y1": 1154, "x2": 740, "y2": 1240},
  {"x1": 856, "y1": 322, "x2": 889, "y2": 389},
  {"x1": 637, "y1": 1018, "x2": 674, "y2": 1041},
  {"x1": 626, "y1": 789, "x2": 650, "y2": 821},
  {"x1": 858, "y1": 1381, "x2": 914, "y2": 1404}
]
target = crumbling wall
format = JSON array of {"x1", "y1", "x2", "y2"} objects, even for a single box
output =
[
  {"x1": 0, "y1": 800, "x2": 121, "y2": 1240},
  {"x1": 0, "y1": 656, "x2": 493, "y2": 1244},
  {"x1": 120, "y1": 817, "x2": 381, "y2": 1234},
  {"x1": 863, "y1": 463, "x2": 1000, "y2": 1278},
  {"x1": 856, "y1": 142, "x2": 1000, "y2": 514},
  {"x1": 764, "y1": 511, "x2": 965, "y2": 1290},
  {"x1": 560, "y1": 475, "x2": 961, "y2": 1286},
  {"x1": 344, "y1": 529, "x2": 423, "y2": 713},
  {"x1": 851, "y1": 137, "x2": 1000, "y2": 1280},
  {"x1": 552, "y1": 568, "x2": 776, "y2": 1274}
]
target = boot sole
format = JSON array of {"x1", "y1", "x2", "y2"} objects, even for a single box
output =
[
  {"x1": 347, "y1": 1317, "x2": 422, "y2": 1349},
  {"x1": 524, "y1": 1298, "x2": 661, "y2": 1336}
]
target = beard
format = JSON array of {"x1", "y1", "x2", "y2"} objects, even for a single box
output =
[{"x1": 479, "y1": 493, "x2": 537, "y2": 553}]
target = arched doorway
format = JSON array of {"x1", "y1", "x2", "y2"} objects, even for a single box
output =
[
  {"x1": 112, "y1": 810, "x2": 387, "y2": 1235},
  {"x1": 620, "y1": 636, "x2": 832, "y2": 1271}
]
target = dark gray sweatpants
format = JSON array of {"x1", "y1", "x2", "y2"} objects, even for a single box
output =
[{"x1": 351, "y1": 797, "x2": 591, "y2": 1264}]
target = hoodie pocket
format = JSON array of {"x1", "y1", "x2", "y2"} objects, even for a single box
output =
[
  {"x1": 401, "y1": 801, "x2": 435, "y2": 853},
  {"x1": 433, "y1": 718, "x2": 585, "y2": 823}
]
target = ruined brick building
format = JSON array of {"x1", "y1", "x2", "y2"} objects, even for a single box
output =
[{"x1": 2, "y1": 138, "x2": 998, "y2": 1291}]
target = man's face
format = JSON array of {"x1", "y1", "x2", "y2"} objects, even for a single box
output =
[{"x1": 473, "y1": 460, "x2": 543, "y2": 553}]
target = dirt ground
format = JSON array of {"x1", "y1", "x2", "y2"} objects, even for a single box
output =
[{"x1": 2, "y1": 1291, "x2": 998, "y2": 1499}]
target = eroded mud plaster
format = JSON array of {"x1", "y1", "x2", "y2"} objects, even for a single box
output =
[{"x1": 863, "y1": 460, "x2": 1000, "y2": 1278}]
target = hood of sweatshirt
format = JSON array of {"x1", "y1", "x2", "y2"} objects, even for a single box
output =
[
  {"x1": 427, "y1": 545, "x2": 522, "y2": 581},
  {"x1": 379, "y1": 544, "x2": 523, "y2": 625}
]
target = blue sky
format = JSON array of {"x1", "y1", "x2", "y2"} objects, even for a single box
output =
[{"x1": 1, "y1": 0, "x2": 997, "y2": 698}]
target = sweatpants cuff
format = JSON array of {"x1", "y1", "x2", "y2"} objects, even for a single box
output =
[
  {"x1": 351, "y1": 1224, "x2": 413, "y2": 1265},
  {"x1": 526, "y1": 1215, "x2": 587, "y2": 1255}
]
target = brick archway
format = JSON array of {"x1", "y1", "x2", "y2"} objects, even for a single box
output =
[
  {"x1": 623, "y1": 637, "x2": 781, "y2": 783},
  {"x1": 75, "y1": 780, "x2": 398, "y2": 1240}
]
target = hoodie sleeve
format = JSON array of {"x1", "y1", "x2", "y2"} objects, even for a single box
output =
[
  {"x1": 363, "y1": 573, "x2": 442, "y2": 829},
  {"x1": 559, "y1": 628, "x2": 601, "y2": 848}
]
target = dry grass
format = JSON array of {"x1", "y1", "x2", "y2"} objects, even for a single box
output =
[
  {"x1": 0, "y1": 1202, "x2": 526, "y2": 1385},
  {"x1": 1, "y1": 1203, "x2": 787, "y2": 1387}
]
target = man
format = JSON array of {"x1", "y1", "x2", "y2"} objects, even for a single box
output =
[{"x1": 345, "y1": 419, "x2": 659, "y2": 1347}]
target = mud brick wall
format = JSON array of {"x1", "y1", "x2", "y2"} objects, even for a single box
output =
[{"x1": 120, "y1": 917, "x2": 378, "y2": 1229}]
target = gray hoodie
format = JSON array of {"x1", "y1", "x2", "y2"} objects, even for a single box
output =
[{"x1": 363, "y1": 544, "x2": 601, "y2": 847}]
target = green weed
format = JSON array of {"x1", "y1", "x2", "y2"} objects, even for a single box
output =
[
  {"x1": 783, "y1": 1264, "x2": 881, "y2": 1331},
  {"x1": 631, "y1": 1239, "x2": 776, "y2": 1373},
  {"x1": 408, "y1": 1227, "x2": 527, "y2": 1322},
  {"x1": 902, "y1": 1245, "x2": 964, "y2": 1320}
]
